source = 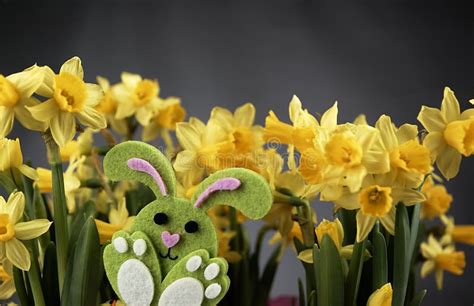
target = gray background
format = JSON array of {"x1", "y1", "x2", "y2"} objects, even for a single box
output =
[{"x1": 1, "y1": 0, "x2": 473, "y2": 304}]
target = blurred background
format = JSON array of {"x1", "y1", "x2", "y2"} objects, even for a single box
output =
[{"x1": 1, "y1": 0, "x2": 473, "y2": 304}]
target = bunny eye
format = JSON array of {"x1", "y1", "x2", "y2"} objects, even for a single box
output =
[
  {"x1": 184, "y1": 221, "x2": 199, "y2": 233},
  {"x1": 154, "y1": 213, "x2": 168, "y2": 225}
]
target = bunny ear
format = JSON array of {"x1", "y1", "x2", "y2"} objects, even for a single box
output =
[
  {"x1": 191, "y1": 168, "x2": 273, "y2": 220},
  {"x1": 104, "y1": 141, "x2": 176, "y2": 198}
]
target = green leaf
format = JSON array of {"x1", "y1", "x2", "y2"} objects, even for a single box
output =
[
  {"x1": 42, "y1": 242, "x2": 60, "y2": 306},
  {"x1": 393, "y1": 205, "x2": 410, "y2": 306},
  {"x1": 68, "y1": 201, "x2": 96, "y2": 255},
  {"x1": 294, "y1": 237, "x2": 317, "y2": 300},
  {"x1": 61, "y1": 217, "x2": 102, "y2": 306},
  {"x1": 372, "y1": 226, "x2": 388, "y2": 290},
  {"x1": 313, "y1": 235, "x2": 344, "y2": 306},
  {"x1": 13, "y1": 267, "x2": 30, "y2": 306},
  {"x1": 345, "y1": 239, "x2": 367, "y2": 306},
  {"x1": 253, "y1": 245, "x2": 281, "y2": 306},
  {"x1": 409, "y1": 289, "x2": 427, "y2": 306},
  {"x1": 337, "y1": 209, "x2": 357, "y2": 245},
  {"x1": 307, "y1": 290, "x2": 316, "y2": 306},
  {"x1": 298, "y1": 278, "x2": 306, "y2": 306}
]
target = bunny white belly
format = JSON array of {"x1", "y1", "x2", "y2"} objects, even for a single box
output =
[
  {"x1": 117, "y1": 259, "x2": 155, "y2": 306},
  {"x1": 158, "y1": 277, "x2": 204, "y2": 306}
]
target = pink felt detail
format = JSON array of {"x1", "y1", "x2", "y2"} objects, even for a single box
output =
[
  {"x1": 161, "y1": 231, "x2": 180, "y2": 248},
  {"x1": 194, "y1": 178, "x2": 241, "y2": 208},
  {"x1": 127, "y1": 158, "x2": 168, "y2": 196}
]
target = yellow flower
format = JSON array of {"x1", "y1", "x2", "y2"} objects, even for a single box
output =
[
  {"x1": 0, "y1": 66, "x2": 46, "y2": 137},
  {"x1": 95, "y1": 197, "x2": 135, "y2": 244},
  {"x1": 142, "y1": 97, "x2": 186, "y2": 142},
  {"x1": 34, "y1": 156, "x2": 84, "y2": 213},
  {"x1": 420, "y1": 178, "x2": 452, "y2": 219},
  {"x1": 298, "y1": 218, "x2": 364, "y2": 263},
  {"x1": 95, "y1": 76, "x2": 129, "y2": 137},
  {"x1": 60, "y1": 129, "x2": 94, "y2": 162},
  {"x1": 0, "y1": 261, "x2": 15, "y2": 300},
  {"x1": 440, "y1": 215, "x2": 474, "y2": 246},
  {"x1": 0, "y1": 138, "x2": 37, "y2": 180},
  {"x1": 0, "y1": 192, "x2": 52, "y2": 271},
  {"x1": 417, "y1": 87, "x2": 474, "y2": 179},
  {"x1": 375, "y1": 115, "x2": 431, "y2": 188},
  {"x1": 367, "y1": 283, "x2": 392, "y2": 306},
  {"x1": 269, "y1": 221, "x2": 304, "y2": 254},
  {"x1": 335, "y1": 175, "x2": 425, "y2": 242},
  {"x1": 421, "y1": 235, "x2": 466, "y2": 289},
  {"x1": 353, "y1": 114, "x2": 368, "y2": 125},
  {"x1": 113, "y1": 72, "x2": 161, "y2": 126},
  {"x1": 28, "y1": 57, "x2": 106, "y2": 147}
]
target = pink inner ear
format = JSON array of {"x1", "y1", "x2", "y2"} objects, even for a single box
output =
[
  {"x1": 127, "y1": 158, "x2": 168, "y2": 196},
  {"x1": 194, "y1": 177, "x2": 241, "y2": 208}
]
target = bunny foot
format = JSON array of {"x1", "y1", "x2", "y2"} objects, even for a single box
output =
[
  {"x1": 103, "y1": 231, "x2": 162, "y2": 306},
  {"x1": 159, "y1": 249, "x2": 230, "y2": 306}
]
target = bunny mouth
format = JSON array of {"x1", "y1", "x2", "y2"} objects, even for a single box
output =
[{"x1": 159, "y1": 248, "x2": 178, "y2": 260}]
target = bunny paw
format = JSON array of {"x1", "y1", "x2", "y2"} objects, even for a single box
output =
[
  {"x1": 103, "y1": 231, "x2": 162, "y2": 306},
  {"x1": 159, "y1": 249, "x2": 230, "y2": 306}
]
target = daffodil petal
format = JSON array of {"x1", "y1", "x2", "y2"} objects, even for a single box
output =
[
  {"x1": 60, "y1": 56, "x2": 84, "y2": 79},
  {"x1": 5, "y1": 238, "x2": 30, "y2": 271},
  {"x1": 391, "y1": 188, "x2": 425, "y2": 205},
  {"x1": 27, "y1": 99, "x2": 59, "y2": 122},
  {"x1": 6, "y1": 66, "x2": 44, "y2": 98},
  {"x1": 17, "y1": 164, "x2": 38, "y2": 181},
  {"x1": 397, "y1": 124, "x2": 418, "y2": 143},
  {"x1": 14, "y1": 98, "x2": 47, "y2": 131},
  {"x1": 422, "y1": 131, "x2": 444, "y2": 159},
  {"x1": 6, "y1": 192, "x2": 25, "y2": 224},
  {"x1": 14, "y1": 220, "x2": 52, "y2": 240},
  {"x1": 320, "y1": 101, "x2": 338, "y2": 129},
  {"x1": 176, "y1": 122, "x2": 201, "y2": 150},
  {"x1": 420, "y1": 260, "x2": 435, "y2": 278},
  {"x1": 76, "y1": 107, "x2": 107, "y2": 130},
  {"x1": 84, "y1": 83, "x2": 104, "y2": 107},
  {"x1": 121, "y1": 72, "x2": 142, "y2": 88},
  {"x1": 35, "y1": 66, "x2": 55, "y2": 97},
  {"x1": 234, "y1": 103, "x2": 255, "y2": 128},
  {"x1": 297, "y1": 249, "x2": 314, "y2": 263},
  {"x1": 375, "y1": 115, "x2": 398, "y2": 150},
  {"x1": 0, "y1": 277, "x2": 16, "y2": 300},
  {"x1": 435, "y1": 269, "x2": 444, "y2": 290},
  {"x1": 367, "y1": 283, "x2": 392, "y2": 306},
  {"x1": 441, "y1": 87, "x2": 461, "y2": 122},
  {"x1": 417, "y1": 106, "x2": 445, "y2": 132},
  {"x1": 50, "y1": 112, "x2": 76, "y2": 147},
  {"x1": 114, "y1": 98, "x2": 137, "y2": 119},
  {"x1": 0, "y1": 107, "x2": 14, "y2": 138},
  {"x1": 379, "y1": 208, "x2": 396, "y2": 235},
  {"x1": 437, "y1": 146, "x2": 461, "y2": 180},
  {"x1": 461, "y1": 108, "x2": 474, "y2": 120},
  {"x1": 210, "y1": 107, "x2": 234, "y2": 132},
  {"x1": 356, "y1": 211, "x2": 376, "y2": 242},
  {"x1": 142, "y1": 121, "x2": 160, "y2": 142}
]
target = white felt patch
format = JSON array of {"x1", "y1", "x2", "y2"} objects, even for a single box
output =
[
  {"x1": 133, "y1": 239, "x2": 147, "y2": 256},
  {"x1": 117, "y1": 259, "x2": 154, "y2": 306},
  {"x1": 186, "y1": 255, "x2": 203, "y2": 272},
  {"x1": 158, "y1": 277, "x2": 204, "y2": 306},
  {"x1": 205, "y1": 283, "x2": 222, "y2": 299},
  {"x1": 113, "y1": 237, "x2": 128, "y2": 253},
  {"x1": 204, "y1": 263, "x2": 220, "y2": 280}
]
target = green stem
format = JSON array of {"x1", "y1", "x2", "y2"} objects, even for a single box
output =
[
  {"x1": 13, "y1": 267, "x2": 30, "y2": 306},
  {"x1": 273, "y1": 190, "x2": 307, "y2": 207},
  {"x1": 296, "y1": 201, "x2": 315, "y2": 248},
  {"x1": 43, "y1": 131, "x2": 69, "y2": 294},
  {"x1": 27, "y1": 243, "x2": 46, "y2": 306}
]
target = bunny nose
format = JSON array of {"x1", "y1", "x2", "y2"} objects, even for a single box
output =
[{"x1": 161, "y1": 231, "x2": 180, "y2": 248}]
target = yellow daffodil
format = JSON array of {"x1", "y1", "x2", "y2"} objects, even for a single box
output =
[
  {"x1": 420, "y1": 177, "x2": 452, "y2": 219},
  {"x1": 421, "y1": 235, "x2": 466, "y2": 289},
  {"x1": 28, "y1": 57, "x2": 106, "y2": 147},
  {"x1": 113, "y1": 72, "x2": 162, "y2": 126},
  {"x1": 375, "y1": 115, "x2": 431, "y2": 188},
  {"x1": 0, "y1": 138, "x2": 37, "y2": 180},
  {"x1": 0, "y1": 66, "x2": 46, "y2": 137},
  {"x1": 269, "y1": 221, "x2": 304, "y2": 258},
  {"x1": 440, "y1": 215, "x2": 474, "y2": 246},
  {"x1": 60, "y1": 128, "x2": 94, "y2": 162},
  {"x1": 95, "y1": 197, "x2": 135, "y2": 244},
  {"x1": 0, "y1": 192, "x2": 52, "y2": 271},
  {"x1": 353, "y1": 114, "x2": 368, "y2": 125},
  {"x1": 142, "y1": 97, "x2": 186, "y2": 142},
  {"x1": 95, "y1": 76, "x2": 129, "y2": 137},
  {"x1": 335, "y1": 174, "x2": 425, "y2": 242},
  {"x1": 297, "y1": 218, "x2": 365, "y2": 263},
  {"x1": 35, "y1": 156, "x2": 84, "y2": 213},
  {"x1": 417, "y1": 87, "x2": 474, "y2": 179},
  {"x1": 367, "y1": 283, "x2": 392, "y2": 306},
  {"x1": 0, "y1": 261, "x2": 15, "y2": 300}
]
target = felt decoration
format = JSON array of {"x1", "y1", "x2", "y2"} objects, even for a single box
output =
[{"x1": 102, "y1": 141, "x2": 272, "y2": 305}]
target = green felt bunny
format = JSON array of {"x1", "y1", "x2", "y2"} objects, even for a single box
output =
[{"x1": 102, "y1": 141, "x2": 273, "y2": 306}]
